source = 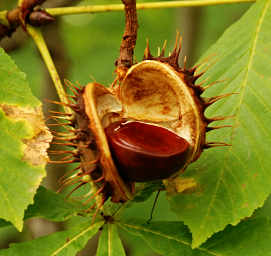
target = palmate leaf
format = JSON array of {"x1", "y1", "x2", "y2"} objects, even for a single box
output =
[
  {"x1": 118, "y1": 198, "x2": 271, "y2": 256},
  {"x1": 0, "y1": 48, "x2": 52, "y2": 231},
  {"x1": 0, "y1": 221, "x2": 103, "y2": 256},
  {"x1": 96, "y1": 223, "x2": 126, "y2": 256},
  {"x1": 169, "y1": 0, "x2": 271, "y2": 248}
]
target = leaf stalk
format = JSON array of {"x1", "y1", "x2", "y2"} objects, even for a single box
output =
[{"x1": 27, "y1": 25, "x2": 71, "y2": 113}]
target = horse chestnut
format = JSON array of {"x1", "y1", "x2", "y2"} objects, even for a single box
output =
[
  {"x1": 105, "y1": 121, "x2": 190, "y2": 182},
  {"x1": 48, "y1": 2, "x2": 233, "y2": 209},
  {"x1": 50, "y1": 45, "x2": 231, "y2": 205}
]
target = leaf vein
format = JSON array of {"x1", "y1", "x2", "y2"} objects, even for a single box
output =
[
  {"x1": 51, "y1": 221, "x2": 103, "y2": 255},
  {"x1": 119, "y1": 223, "x2": 223, "y2": 256}
]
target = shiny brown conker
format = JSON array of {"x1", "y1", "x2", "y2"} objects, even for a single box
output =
[{"x1": 105, "y1": 121, "x2": 190, "y2": 182}]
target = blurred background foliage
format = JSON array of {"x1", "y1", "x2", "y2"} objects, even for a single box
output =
[{"x1": 0, "y1": 0, "x2": 251, "y2": 255}]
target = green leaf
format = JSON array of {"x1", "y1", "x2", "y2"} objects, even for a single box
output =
[
  {"x1": 253, "y1": 194, "x2": 271, "y2": 220},
  {"x1": 192, "y1": 3, "x2": 251, "y2": 63},
  {"x1": 118, "y1": 220, "x2": 195, "y2": 256},
  {"x1": 24, "y1": 186, "x2": 85, "y2": 222},
  {"x1": 0, "y1": 221, "x2": 103, "y2": 256},
  {"x1": 118, "y1": 215, "x2": 271, "y2": 256},
  {"x1": 96, "y1": 223, "x2": 126, "y2": 256},
  {"x1": 0, "y1": 48, "x2": 40, "y2": 107},
  {"x1": 169, "y1": 0, "x2": 271, "y2": 248},
  {"x1": 118, "y1": 226, "x2": 154, "y2": 256},
  {"x1": 0, "y1": 48, "x2": 52, "y2": 231},
  {"x1": 132, "y1": 181, "x2": 163, "y2": 203},
  {"x1": 0, "y1": 186, "x2": 82, "y2": 228}
]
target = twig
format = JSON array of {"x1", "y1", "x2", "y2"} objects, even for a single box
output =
[
  {"x1": 46, "y1": 0, "x2": 255, "y2": 16},
  {"x1": 0, "y1": 0, "x2": 54, "y2": 40},
  {"x1": 19, "y1": 0, "x2": 46, "y2": 8},
  {"x1": 1, "y1": 0, "x2": 255, "y2": 40},
  {"x1": 19, "y1": 0, "x2": 48, "y2": 28},
  {"x1": 115, "y1": 0, "x2": 138, "y2": 77}
]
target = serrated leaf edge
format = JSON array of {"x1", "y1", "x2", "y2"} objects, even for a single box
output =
[{"x1": 192, "y1": 0, "x2": 271, "y2": 248}]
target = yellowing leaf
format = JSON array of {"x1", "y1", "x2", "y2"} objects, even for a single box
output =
[{"x1": 0, "y1": 48, "x2": 52, "y2": 230}]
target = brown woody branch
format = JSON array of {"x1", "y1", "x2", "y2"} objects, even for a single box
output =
[
  {"x1": 115, "y1": 0, "x2": 138, "y2": 70},
  {"x1": 21, "y1": 0, "x2": 47, "y2": 10},
  {"x1": 0, "y1": 24, "x2": 14, "y2": 39},
  {"x1": 0, "y1": 0, "x2": 54, "y2": 41}
]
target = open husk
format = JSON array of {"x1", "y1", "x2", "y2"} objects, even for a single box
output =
[{"x1": 49, "y1": 43, "x2": 232, "y2": 207}]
